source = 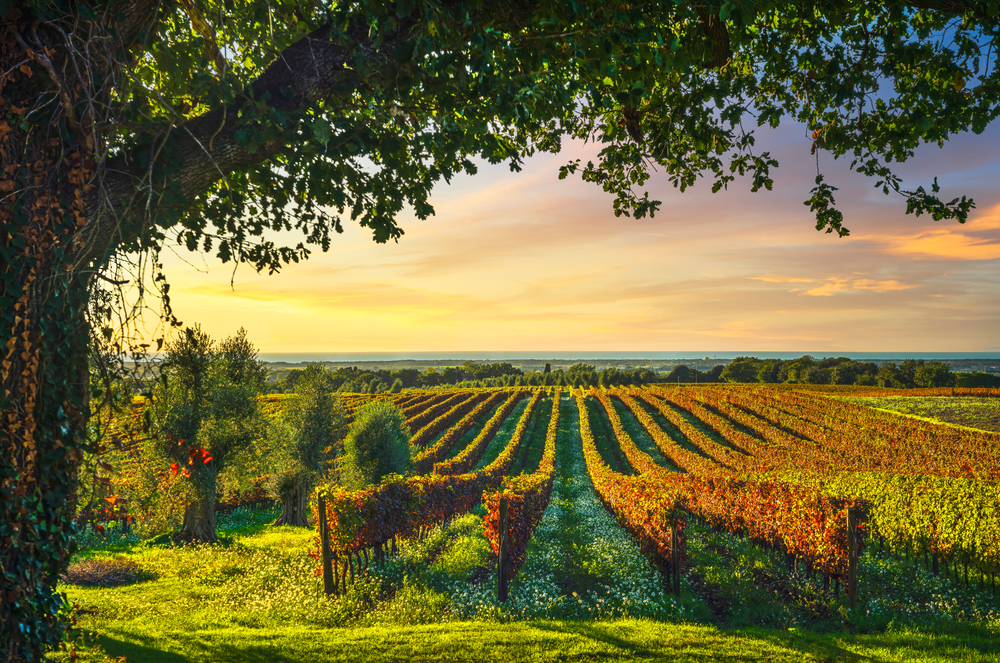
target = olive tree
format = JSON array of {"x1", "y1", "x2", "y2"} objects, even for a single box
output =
[
  {"x1": 3, "y1": 0, "x2": 999, "y2": 658},
  {"x1": 267, "y1": 364, "x2": 344, "y2": 527},
  {"x1": 149, "y1": 326, "x2": 266, "y2": 542}
]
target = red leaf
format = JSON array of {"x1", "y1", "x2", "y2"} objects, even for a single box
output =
[{"x1": 171, "y1": 462, "x2": 180, "y2": 476}]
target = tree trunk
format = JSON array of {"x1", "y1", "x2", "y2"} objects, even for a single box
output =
[
  {"x1": 1, "y1": 20, "x2": 95, "y2": 659},
  {"x1": 176, "y1": 470, "x2": 218, "y2": 543},
  {"x1": 274, "y1": 483, "x2": 310, "y2": 527}
]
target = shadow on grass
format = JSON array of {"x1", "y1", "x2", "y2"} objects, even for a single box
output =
[
  {"x1": 530, "y1": 621, "x2": 659, "y2": 658},
  {"x1": 97, "y1": 635, "x2": 189, "y2": 663},
  {"x1": 532, "y1": 621, "x2": 864, "y2": 661}
]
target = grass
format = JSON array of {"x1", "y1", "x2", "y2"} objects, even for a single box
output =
[
  {"x1": 841, "y1": 396, "x2": 1000, "y2": 433},
  {"x1": 59, "y1": 618, "x2": 1000, "y2": 662},
  {"x1": 58, "y1": 396, "x2": 1000, "y2": 662}
]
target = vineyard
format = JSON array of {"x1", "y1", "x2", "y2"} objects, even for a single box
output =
[{"x1": 61, "y1": 384, "x2": 1000, "y2": 661}]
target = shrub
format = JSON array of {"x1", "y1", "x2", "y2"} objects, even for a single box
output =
[{"x1": 341, "y1": 401, "x2": 412, "y2": 488}]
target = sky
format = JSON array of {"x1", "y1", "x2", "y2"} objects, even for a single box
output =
[{"x1": 154, "y1": 119, "x2": 1000, "y2": 354}]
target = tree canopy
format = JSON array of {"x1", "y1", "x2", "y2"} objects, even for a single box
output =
[
  {"x1": 2, "y1": 0, "x2": 999, "y2": 660},
  {"x1": 9, "y1": 0, "x2": 998, "y2": 278}
]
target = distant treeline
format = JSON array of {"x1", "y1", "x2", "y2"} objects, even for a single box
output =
[
  {"x1": 268, "y1": 356, "x2": 1000, "y2": 393},
  {"x1": 715, "y1": 356, "x2": 1000, "y2": 388},
  {"x1": 268, "y1": 361, "x2": 664, "y2": 393}
]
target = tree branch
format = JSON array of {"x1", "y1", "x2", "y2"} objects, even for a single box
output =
[{"x1": 79, "y1": 17, "x2": 415, "y2": 271}]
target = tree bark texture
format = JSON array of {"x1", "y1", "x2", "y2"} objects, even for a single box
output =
[
  {"x1": 1, "y1": 16, "x2": 94, "y2": 658},
  {"x1": 275, "y1": 483, "x2": 310, "y2": 527},
  {"x1": 174, "y1": 467, "x2": 219, "y2": 544}
]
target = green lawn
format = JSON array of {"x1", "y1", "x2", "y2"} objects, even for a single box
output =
[{"x1": 62, "y1": 618, "x2": 1000, "y2": 662}]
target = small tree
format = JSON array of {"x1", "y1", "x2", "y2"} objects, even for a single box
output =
[
  {"x1": 341, "y1": 401, "x2": 412, "y2": 489},
  {"x1": 149, "y1": 326, "x2": 266, "y2": 542},
  {"x1": 268, "y1": 365, "x2": 344, "y2": 526}
]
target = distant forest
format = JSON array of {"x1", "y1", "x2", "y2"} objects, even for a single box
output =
[
  {"x1": 268, "y1": 362, "x2": 663, "y2": 393},
  {"x1": 714, "y1": 356, "x2": 999, "y2": 388},
  {"x1": 267, "y1": 356, "x2": 1000, "y2": 393}
]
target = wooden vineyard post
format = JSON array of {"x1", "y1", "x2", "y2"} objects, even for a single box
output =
[
  {"x1": 671, "y1": 511, "x2": 680, "y2": 597},
  {"x1": 498, "y1": 497, "x2": 510, "y2": 603},
  {"x1": 847, "y1": 507, "x2": 858, "y2": 609},
  {"x1": 319, "y1": 494, "x2": 335, "y2": 596}
]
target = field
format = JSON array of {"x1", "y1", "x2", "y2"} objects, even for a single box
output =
[
  {"x1": 841, "y1": 395, "x2": 1000, "y2": 433},
  {"x1": 60, "y1": 386, "x2": 1000, "y2": 662}
]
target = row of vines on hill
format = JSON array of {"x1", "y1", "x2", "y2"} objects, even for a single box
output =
[
  {"x1": 589, "y1": 388, "x2": 860, "y2": 579},
  {"x1": 314, "y1": 389, "x2": 548, "y2": 594},
  {"x1": 482, "y1": 390, "x2": 561, "y2": 578},
  {"x1": 309, "y1": 383, "x2": 1000, "y2": 600},
  {"x1": 643, "y1": 385, "x2": 1000, "y2": 579}
]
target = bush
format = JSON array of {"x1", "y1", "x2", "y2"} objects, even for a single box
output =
[{"x1": 341, "y1": 401, "x2": 412, "y2": 488}]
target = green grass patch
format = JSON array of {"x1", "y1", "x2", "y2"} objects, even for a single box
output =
[
  {"x1": 56, "y1": 617, "x2": 1000, "y2": 662},
  {"x1": 842, "y1": 396, "x2": 1000, "y2": 433}
]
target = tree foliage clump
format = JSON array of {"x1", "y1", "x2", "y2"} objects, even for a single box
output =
[
  {"x1": 267, "y1": 364, "x2": 344, "y2": 527},
  {"x1": 340, "y1": 401, "x2": 412, "y2": 490},
  {"x1": 719, "y1": 355, "x2": 957, "y2": 387}
]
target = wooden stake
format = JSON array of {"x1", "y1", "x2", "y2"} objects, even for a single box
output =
[
  {"x1": 319, "y1": 495, "x2": 335, "y2": 596},
  {"x1": 498, "y1": 497, "x2": 510, "y2": 603},
  {"x1": 847, "y1": 507, "x2": 858, "y2": 609},
  {"x1": 671, "y1": 512, "x2": 680, "y2": 596}
]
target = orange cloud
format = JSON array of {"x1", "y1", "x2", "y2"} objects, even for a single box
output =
[
  {"x1": 748, "y1": 274, "x2": 921, "y2": 297},
  {"x1": 861, "y1": 202, "x2": 1000, "y2": 260},
  {"x1": 749, "y1": 274, "x2": 818, "y2": 283},
  {"x1": 801, "y1": 278, "x2": 920, "y2": 297}
]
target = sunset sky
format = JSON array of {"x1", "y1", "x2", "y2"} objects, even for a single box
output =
[{"x1": 156, "y1": 119, "x2": 1000, "y2": 354}]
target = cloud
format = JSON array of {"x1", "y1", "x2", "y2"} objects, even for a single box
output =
[
  {"x1": 749, "y1": 274, "x2": 818, "y2": 283},
  {"x1": 800, "y1": 278, "x2": 920, "y2": 297},
  {"x1": 857, "y1": 202, "x2": 1000, "y2": 261},
  {"x1": 748, "y1": 273, "x2": 922, "y2": 297}
]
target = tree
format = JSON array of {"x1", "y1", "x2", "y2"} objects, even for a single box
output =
[
  {"x1": 721, "y1": 357, "x2": 761, "y2": 383},
  {"x1": 665, "y1": 365, "x2": 692, "y2": 383},
  {"x1": 340, "y1": 401, "x2": 411, "y2": 489},
  {"x1": 3, "y1": 0, "x2": 1000, "y2": 658},
  {"x1": 914, "y1": 361, "x2": 956, "y2": 388},
  {"x1": 267, "y1": 364, "x2": 344, "y2": 527},
  {"x1": 877, "y1": 362, "x2": 907, "y2": 388},
  {"x1": 755, "y1": 359, "x2": 782, "y2": 383},
  {"x1": 149, "y1": 326, "x2": 266, "y2": 542}
]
